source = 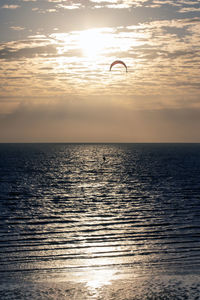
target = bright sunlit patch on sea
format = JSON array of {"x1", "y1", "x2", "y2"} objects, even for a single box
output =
[{"x1": 85, "y1": 268, "x2": 116, "y2": 290}]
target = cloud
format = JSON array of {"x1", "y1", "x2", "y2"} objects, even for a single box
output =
[
  {"x1": 44, "y1": 0, "x2": 200, "y2": 11},
  {"x1": 0, "y1": 0, "x2": 200, "y2": 142},
  {"x1": 148, "y1": 0, "x2": 200, "y2": 8},
  {"x1": 1, "y1": 5, "x2": 20, "y2": 9},
  {"x1": 57, "y1": 3, "x2": 83, "y2": 10},
  {"x1": 47, "y1": 0, "x2": 65, "y2": 2},
  {"x1": 46, "y1": 9, "x2": 57, "y2": 12},
  {"x1": 10, "y1": 26, "x2": 25, "y2": 31},
  {"x1": 90, "y1": 0, "x2": 147, "y2": 8},
  {"x1": 179, "y1": 7, "x2": 200, "y2": 13},
  {"x1": 45, "y1": 0, "x2": 148, "y2": 9},
  {"x1": 0, "y1": 44, "x2": 57, "y2": 60},
  {"x1": 0, "y1": 19, "x2": 199, "y2": 120}
]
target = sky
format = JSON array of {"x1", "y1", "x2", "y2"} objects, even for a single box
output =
[{"x1": 0, "y1": 0, "x2": 200, "y2": 142}]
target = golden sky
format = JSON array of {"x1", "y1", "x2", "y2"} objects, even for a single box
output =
[{"x1": 0, "y1": 0, "x2": 200, "y2": 142}]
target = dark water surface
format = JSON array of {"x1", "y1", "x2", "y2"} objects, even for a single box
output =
[{"x1": 0, "y1": 143, "x2": 200, "y2": 299}]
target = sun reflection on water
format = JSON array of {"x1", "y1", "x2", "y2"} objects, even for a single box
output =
[{"x1": 85, "y1": 268, "x2": 116, "y2": 290}]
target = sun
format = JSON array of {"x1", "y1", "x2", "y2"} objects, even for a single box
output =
[{"x1": 79, "y1": 29, "x2": 109, "y2": 58}]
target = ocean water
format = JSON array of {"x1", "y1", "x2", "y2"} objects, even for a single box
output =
[{"x1": 0, "y1": 143, "x2": 200, "y2": 299}]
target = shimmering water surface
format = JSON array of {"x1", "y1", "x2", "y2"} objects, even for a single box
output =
[{"x1": 0, "y1": 143, "x2": 200, "y2": 299}]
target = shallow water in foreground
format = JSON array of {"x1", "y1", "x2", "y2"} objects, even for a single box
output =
[{"x1": 0, "y1": 143, "x2": 200, "y2": 299}]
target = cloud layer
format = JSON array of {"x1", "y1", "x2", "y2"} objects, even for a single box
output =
[{"x1": 0, "y1": 0, "x2": 200, "y2": 141}]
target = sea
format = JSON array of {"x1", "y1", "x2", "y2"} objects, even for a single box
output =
[{"x1": 0, "y1": 143, "x2": 200, "y2": 300}]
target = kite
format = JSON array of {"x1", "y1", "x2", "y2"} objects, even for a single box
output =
[{"x1": 109, "y1": 60, "x2": 127, "y2": 72}]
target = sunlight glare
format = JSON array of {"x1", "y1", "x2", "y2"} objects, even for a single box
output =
[
  {"x1": 79, "y1": 29, "x2": 109, "y2": 58},
  {"x1": 86, "y1": 268, "x2": 116, "y2": 290}
]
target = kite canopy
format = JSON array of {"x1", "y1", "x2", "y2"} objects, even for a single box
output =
[{"x1": 110, "y1": 60, "x2": 127, "y2": 72}]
